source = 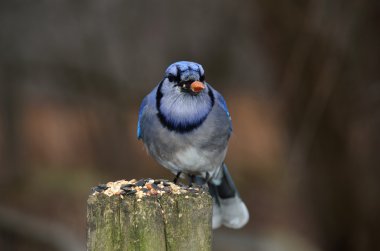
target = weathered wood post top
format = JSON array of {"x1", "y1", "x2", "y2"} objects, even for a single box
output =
[{"x1": 87, "y1": 178, "x2": 213, "y2": 251}]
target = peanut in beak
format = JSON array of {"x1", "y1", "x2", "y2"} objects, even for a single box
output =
[{"x1": 190, "y1": 81, "x2": 205, "y2": 93}]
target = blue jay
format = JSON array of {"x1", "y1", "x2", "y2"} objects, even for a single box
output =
[{"x1": 137, "y1": 61, "x2": 249, "y2": 229}]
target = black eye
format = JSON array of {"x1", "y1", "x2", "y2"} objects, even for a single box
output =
[
  {"x1": 167, "y1": 74, "x2": 175, "y2": 82},
  {"x1": 200, "y1": 74, "x2": 205, "y2": 82}
]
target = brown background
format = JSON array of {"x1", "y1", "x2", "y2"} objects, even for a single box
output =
[{"x1": 1, "y1": 1, "x2": 379, "y2": 250}]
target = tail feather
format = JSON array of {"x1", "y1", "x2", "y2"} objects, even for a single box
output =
[{"x1": 208, "y1": 164, "x2": 249, "y2": 229}]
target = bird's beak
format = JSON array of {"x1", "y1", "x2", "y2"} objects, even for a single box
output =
[{"x1": 190, "y1": 81, "x2": 205, "y2": 93}]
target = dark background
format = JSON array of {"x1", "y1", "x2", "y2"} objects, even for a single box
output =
[{"x1": 1, "y1": 1, "x2": 379, "y2": 250}]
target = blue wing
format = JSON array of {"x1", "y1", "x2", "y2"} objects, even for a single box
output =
[
  {"x1": 216, "y1": 92, "x2": 232, "y2": 122},
  {"x1": 137, "y1": 96, "x2": 148, "y2": 139}
]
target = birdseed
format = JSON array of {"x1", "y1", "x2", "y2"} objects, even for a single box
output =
[{"x1": 91, "y1": 178, "x2": 206, "y2": 198}]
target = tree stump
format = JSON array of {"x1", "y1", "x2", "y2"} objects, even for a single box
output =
[{"x1": 87, "y1": 179, "x2": 212, "y2": 251}]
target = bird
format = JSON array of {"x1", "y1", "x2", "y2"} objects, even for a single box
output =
[{"x1": 137, "y1": 61, "x2": 249, "y2": 229}]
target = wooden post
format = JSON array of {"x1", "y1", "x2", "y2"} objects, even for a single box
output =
[{"x1": 87, "y1": 179, "x2": 212, "y2": 251}]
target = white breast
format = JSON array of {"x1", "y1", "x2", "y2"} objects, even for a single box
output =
[
  {"x1": 173, "y1": 146, "x2": 227, "y2": 175},
  {"x1": 176, "y1": 147, "x2": 208, "y2": 168}
]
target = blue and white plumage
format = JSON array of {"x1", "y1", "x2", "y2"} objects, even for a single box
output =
[{"x1": 137, "y1": 61, "x2": 249, "y2": 229}]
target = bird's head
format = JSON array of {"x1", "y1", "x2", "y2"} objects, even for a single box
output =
[
  {"x1": 163, "y1": 61, "x2": 206, "y2": 95},
  {"x1": 156, "y1": 61, "x2": 214, "y2": 131}
]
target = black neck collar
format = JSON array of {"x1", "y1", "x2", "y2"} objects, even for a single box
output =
[{"x1": 155, "y1": 81, "x2": 215, "y2": 133}]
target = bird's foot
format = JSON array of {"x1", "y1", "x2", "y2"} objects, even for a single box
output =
[
  {"x1": 188, "y1": 174, "x2": 196, "y2": 187},
  {"x1": 173, "y1": 172, "x2": 182, "y2": 184},
  {"x1": 205, "y1": 172, "x2": 210, "y2": 182}
]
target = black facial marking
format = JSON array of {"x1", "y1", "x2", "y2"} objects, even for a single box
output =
[
  {"x1": 208, "y1": 87, "x2": 215, "y2": 107},
  {"x1": 156, "y1": 80, "x2": 163, "y2": 110},
  {"x1": 175, "y1": 65, "x2": 182, "y2": 82},
  {"x1": 167, "y1": 74, "x2": 175, "y2": 82},
  {"x1": 177, "y1": 80, "x2": 193, "y2": 93},
  {"x1": 200, "y1": 74, "x2": 205, "y2": 82}
]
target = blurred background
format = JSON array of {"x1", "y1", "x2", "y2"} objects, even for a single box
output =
[{"x1": 0, "y1": 0, "x2": 379, "y2": 250}]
